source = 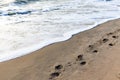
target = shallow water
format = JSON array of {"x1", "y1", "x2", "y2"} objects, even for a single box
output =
[{"x1": 0, "y1": 0, "x2": 120, "y2": 62}]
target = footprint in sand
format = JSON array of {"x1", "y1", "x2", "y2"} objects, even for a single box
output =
[
  {"x1": 49, "y1": 64, "x2": 63, "y2": 79},
  {"x1": 108, "y1": 43, "x2": 116, "y2": 47},
  {"x1": 112, "y1": 35, "x2": 119, "y2": 39},
  {"x1": 87, "y1": 45, "x2": 99, "y2": 54},
  {"x1": 107, "y1": 29, "x2": 120, "y2": 36},
  {"x1": 76, "y1": 54, "x2": 83, "y2": 61},
  {"x1": 86, "y1": 29, "x2": 120, "y2": 54},
  {"x1": 88, "y1": 45, "x2": 94, "y2": 50},
  {"x1": 92, "y1": 50, "x2": 98, "y2": 53},
  {"x1": 55, "y1": 64, "x2": 63, "y2": 70},
  {"x1": 49, "y1": 29, "x2": 120, "y2": 80},
  {"x1": 80, "y1": 61, "x2": 87, "y2": 66},
  {"x1": 102, "y1": 38, "x2": 109, "y2": 43},
  {"x1": 76, "y1": 54, "x2": 87, "y2": 66},
  {"x1": 49, "y1": 72, "x2": 61, "y2": 80}
]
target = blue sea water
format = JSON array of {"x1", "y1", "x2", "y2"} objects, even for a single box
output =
[{"x1": 0, "y1": 0, "x2": 120, "y2": 62}]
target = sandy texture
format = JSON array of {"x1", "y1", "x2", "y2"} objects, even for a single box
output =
[{"x1": 0, "y1": 19, "x2": 120, "y2": 80}]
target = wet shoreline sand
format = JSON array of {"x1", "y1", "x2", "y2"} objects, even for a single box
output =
[{"x1": 0, "y1": 19, "x2": 120, "y2": 80}]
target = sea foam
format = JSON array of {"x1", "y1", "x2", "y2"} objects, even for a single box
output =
[{"x1": 0, "y1": 0, "x2": 120, "y2": 62}]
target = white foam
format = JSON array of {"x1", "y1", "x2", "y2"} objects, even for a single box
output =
[{"x1": 0, "y1": 0, "x2": 120, "y2": 62}]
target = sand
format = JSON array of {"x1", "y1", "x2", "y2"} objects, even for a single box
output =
[{"x1": 0, "y1": 19, "x2": 120, "y2": 80}]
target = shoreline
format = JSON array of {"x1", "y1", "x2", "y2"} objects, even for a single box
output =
[
  {"x1": 0, "y1": 19, "x2": 120, "y2": 80},
  {"x1": 1, "y1": 17, "x2": 120, "y2": 62}
]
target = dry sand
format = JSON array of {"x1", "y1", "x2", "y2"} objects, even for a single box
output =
[{"x1": 0, "y1": 19, "x2": 120, "y2": 80}]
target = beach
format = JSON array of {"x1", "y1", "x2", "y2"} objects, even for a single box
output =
[{"x1": 0, "y1": 19, "x2": 119, "y2": 80}]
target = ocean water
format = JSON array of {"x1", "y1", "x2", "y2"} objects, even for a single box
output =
[{"x1": 0, "y1": 0, "x2": 120, "y2": 62}]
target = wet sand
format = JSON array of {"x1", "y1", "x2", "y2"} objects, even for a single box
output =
[{"x1": 0, "y1": 19, "x2": 120, "y2": 80}]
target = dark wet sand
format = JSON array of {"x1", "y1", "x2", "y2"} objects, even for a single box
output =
[{"x1": 0, "y1": 19, "x2": 120, "y2": 80}]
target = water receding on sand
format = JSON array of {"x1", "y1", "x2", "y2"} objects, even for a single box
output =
[{"x1": 0, "y1": 0, "x2": 120, "y2": 62}]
